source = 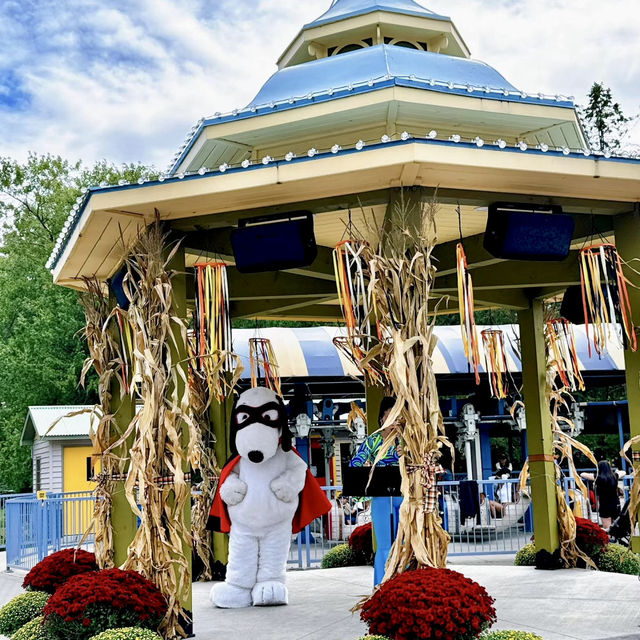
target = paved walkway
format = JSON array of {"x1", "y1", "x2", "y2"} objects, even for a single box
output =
[{"x1": 1, "y1": 555, "x2": 639, "y2": 639}]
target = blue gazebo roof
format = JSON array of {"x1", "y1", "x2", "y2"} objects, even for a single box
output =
[
  {"x1": 305, "y1": 0, "x2": 449, "y2": 29},
  {"x1": 249, "y1": 44, "x2": 518, "y2": 109}
]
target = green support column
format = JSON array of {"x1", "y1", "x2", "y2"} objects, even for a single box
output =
[
  {"x1": 614, "y1": 210, "x2": 640, "y2": 552},
  {"x1": 167, "y1": 246, "x2": 193, "y2": 626},
  {"x1": 518, "y1": 298, "x2": 559, "y2": 553},
  {"x1": 210, "y1": 392, "x2": 233, "y2": 563},
  {"x1": 108, "y1": 291, "x2": 138, "y2": 569},
  {"x1": 365, "y1": 380, "x2": 385, "y2": 435}
]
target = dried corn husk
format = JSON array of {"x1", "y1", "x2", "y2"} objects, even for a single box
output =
[{"x1": 621, "y1": 435, "x2": 640, "y2": 536}]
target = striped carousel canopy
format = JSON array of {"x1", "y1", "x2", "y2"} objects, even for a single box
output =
[{"x1": 233, "y1": 324, "x2": 625, "y2": 379}]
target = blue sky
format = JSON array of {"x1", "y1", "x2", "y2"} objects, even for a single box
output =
[{"x1": 1, "y1": 0, "x2": 638, "y2": 169}]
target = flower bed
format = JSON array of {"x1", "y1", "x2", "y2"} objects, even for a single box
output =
[
  {"x1": 23, "y1": 549, "x2": 98, "y2": 594},
  {"x1": 11, "y1": 615, "x2": 50, "y2": 640},
  {"x1": 0, "y1": 591, "x2": 49, "y2": 637},
  {"x1": 574, "y1": 517, "x2": 609, "y2": 558},
  {"x1": 595, "y1": 543, "x2": 640, "y2": 575},
  {"x1": 349, "y1": 522, "x2": 374, "y2": 565},
  {"x1": 321, "y1": 543, "x2": 359, "y2": 568},
  {"x1": 88, "y1": 628, "x2": 163, "y2": 640},
  {"x1": 360, "y1": 568, "x2": 496, "y2": 640},
  {"x1": 43, "y1": 568, "x2": 167, "y2": 640}
]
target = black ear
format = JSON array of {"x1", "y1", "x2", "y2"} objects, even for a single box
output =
[
  {"x1": 228, "y1": 394, "x2": 241, "y2": 457},
  {"x1": 280, "y1": 424, "x2": 293, "y2": 452}
]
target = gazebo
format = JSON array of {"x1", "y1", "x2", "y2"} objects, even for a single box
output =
[{"x1": 48, "y1": 0, "x2": 640, "y2": 634}]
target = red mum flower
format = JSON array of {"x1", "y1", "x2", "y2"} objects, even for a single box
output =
[
  {"x1": 23, "y1": 549, "x2": 98, "y2": 594},
  {"x1": 348, "y1": 522, "x2": 374, "y2": 564}
]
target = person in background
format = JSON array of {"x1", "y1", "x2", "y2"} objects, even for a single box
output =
[
  {"x1": 350, "y1": 396, "x2": 401, "y2": 586},
  {"x1": 581, "y1": 460, "x2": 622, "y2": 530},
  {"x1": 495, "y1": 453, "x2": 513, "y2": 476}
]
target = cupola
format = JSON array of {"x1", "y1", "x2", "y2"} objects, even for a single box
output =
[{"x1": 278, "y1": 0, "x2": 469, "y2": 69}]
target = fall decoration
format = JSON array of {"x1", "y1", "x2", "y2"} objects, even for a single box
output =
[
  {"x1": 457, "y1": 241, "x2": 480, "y2": 384},
  {"x1": 545, "y1": 319, "x2": 584, "y2": 391},
  {"x1": 43, "y1": 568, "x2": 167, "y2": 640},
  {"x1": 23, "y1": 549, "x2": 98, "y2": 594},
  {"x1": 481, "y1": 329, "x2": 509, "y2": 399},
  {"x1": 249, "y1": 337, "x2": 282, "y2": 395},
  {"x1": 360, "y1": 567, "x2": 496, "y2": 640},
  {"x1": 348, "y1": 522, "x2": 374, "y2": 565},
  {"x1": 0, "y1": 591, "x2": 49, "y2": 637},
  {"x1": 574, "y1": 517, "x2": 609, "y2": 558}
]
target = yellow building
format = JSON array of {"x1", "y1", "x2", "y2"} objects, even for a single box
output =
[{"x1": 21, "y1": 405, "x2": 97, "y2": 493}]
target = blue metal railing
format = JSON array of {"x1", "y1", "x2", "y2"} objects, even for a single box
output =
[
  {"x1": 5, "y1": 492, "x2": 95, "y2": 571},
  {"x1": 0, "y1": 493, "x2": 34, "y2": 551}
]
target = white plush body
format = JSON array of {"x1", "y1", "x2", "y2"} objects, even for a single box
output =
[{"x1": 211, "y1": 388, "x2": 307, "y2": 609}]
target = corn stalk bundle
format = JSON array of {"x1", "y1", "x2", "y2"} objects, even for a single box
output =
[
  {"x1": 456, "y1": 243, "x2": 480, "y2": 384},
  {"x1": 193, "y1": 262, "x2": 235, "y2": 400},
  {"x1": 79, "y1": 277, "x2": 128, "y2": 570},
  {"x1": 356, "y1": 195, "x2": 453, "y2": 581},
  {"x1": 186, "y1": 334, "x2": 220, "y2": 582},
  {"x1": 249, "y1": 337, "x2": 282, "y2": 396},
  {"x1": 545, "y1": 319, "x2": 585, "y2": 392},
  {"x1": 518, "y1": 307, "x2": 597, "y2": 568},
  {"x1": 481, "y1": 329, "x2": 509, "y2": 399},
  {"x1": 333, "y1": 335, "x2": 387, "y2": 382},
  {"x1": 104, "y1": 225, "x2": 195, "y2": 639},
  {"x1": 620, "y1": 435, "x2": 640, "y2": 539},
  {"x1": 579, "y1": 243, "x2": 637, "y2": 356}
]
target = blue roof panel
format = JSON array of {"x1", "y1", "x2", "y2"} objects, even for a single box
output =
[
  {"x1": 305, "y1": 0, "x2": 449, "y2": 29},
  {"x1": 248, "y1": 45, "x2": 517, "y2": 108}
]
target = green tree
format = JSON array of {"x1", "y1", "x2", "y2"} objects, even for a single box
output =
[
  {"x1": 0, "y1": 154, "x2": 155, "y2": 491},
  {"x1": 578, "y1": 82, "x2": 637, "y2": 154}
]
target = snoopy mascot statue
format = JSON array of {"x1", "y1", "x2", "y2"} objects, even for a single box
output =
[{"x1": 209, "y1": 386, "x2": 331, "y2": 608}]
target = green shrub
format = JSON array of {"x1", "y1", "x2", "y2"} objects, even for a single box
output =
[
  {"x1": 596, "y1": 543, "x2": 640, "y2": 575},
  {"x1": 11, "y1": 615, "x2": 51, "y2": 640},
  {"x1": 514, "y1": 543, "x2": 536, "y2": 566},
  {"x1": 321, "y1": 543, "x2": 359, "y2": 568},
  {"x1": 481, "y1": 632, "x2": 543, "y2": 640},
  {"x1": 0, "y1": 591, "x2": 49, "y2": 636},
  {"x1": 88, "y1": 628, "x2": 163, "y2": 640}
]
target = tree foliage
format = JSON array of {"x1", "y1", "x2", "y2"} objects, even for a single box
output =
[
  {"x1": 578, "y1": 82, "x2": 637, "y2": 154},
  {"x1": 0, "y1": 154, "x2": 155, "y2": 491}
]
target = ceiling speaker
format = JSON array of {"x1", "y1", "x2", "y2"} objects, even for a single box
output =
[{"x1": 483, "y1": 202, "x2": 574, "y2": 261}]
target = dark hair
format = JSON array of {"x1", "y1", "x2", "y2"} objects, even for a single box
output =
[
  {"x1": 595, "y1": 460, "x2": 617, "y2": 489},
  {"x1": 378, "y1": 396, "x2": 396, "y2": 427}
]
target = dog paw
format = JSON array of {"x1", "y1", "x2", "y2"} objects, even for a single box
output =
[
  {"x1": 252, "y1": 581, "x2": 288, "y2": 606},
  {"x1": 211, "y1": 582, "x2": 252, "y2": 608},
  {"x1": 270, "y1": 478, "x2": 296, "y2": 503},
  {"x1": 220, "y1": 474, "x2": 247, "y2": 506}
]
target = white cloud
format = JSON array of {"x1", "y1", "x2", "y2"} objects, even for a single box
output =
[{"x1": 1, "y1": 0, "x2": 638, "y2": 169}]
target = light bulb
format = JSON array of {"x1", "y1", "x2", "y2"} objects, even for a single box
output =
[
  {"x1": 447, "y1": 81, "x2": 454, "y2": 89},
  {"x1": 241, "y1": 159, "x2": 251, "y2": 169},
  {"x1": 520, "y1": 91, "x2": 527, "y2": 99},
  {"x1": 604, "y1": 150, "x2": 612, "y2": 158},
  {"x1": 467, "y1": 85, "x2": 474, "y2": 93},
  {"x1": 331, "y1": 144, "x2": 341, "y2": 154},
  {"x1": 307, "y1": 148, "x2": 318, "y2": 157},
  {"x1": 496, "y1": 139, "x2": 507, "y2": 149},
  {"x1": 427, "y1": 130, "x2": 437, "y2": 139},
  {"x1": 475, "y1": 137, "x2": 484, "y2": 147},
  {"x1": 198, "y1": 167, "x2": 206, "y2": 175},
  {"x1": 285, "y1": 152, "x2": 295, "y2": 162},
  {"x1": 583, "y1": 148, "x2": 591, "y2": 156},
  {"x1": 539, "y1": 143, "x2": 549, "y2": 152},
  {"x1": 368, "y1": 79, "x2": 374, "y2": 87},
  {"x1": 381, "y1": 134, "x2": 391, "y2": 143},
  {"x1": 262, "y1": 156, "x2": 273, "y2": 165},
  {"x1": 562, "y1": 147, "x2": 570, "y2": 156},
  {"x1": 401, "y1": 131, "x2": 410, "y2": 141},
  {"x1": 219, "y1": 163, "x2": 229, "y2": 172},
  {"x1": 355, "y1": 140, "x2": 365, "y2": 150},
  {"x1": 518, "y1": 141, "x2": 528, "y2": 151},
  {"x1": 118, "y1": 179, "x2": 128, "y2": 186},
  {"x1": 178, "y1": 173, "x2": 185, "y2": 179},
  {"x1": 451, "y1": 134, "x2": 461, "y2": 143},
  {"x1": 158, "y1": 175, "x2": 165, "y2": 182},
  {"x1": 137, "y1": 178, "x2": 144, "y2": 185}
]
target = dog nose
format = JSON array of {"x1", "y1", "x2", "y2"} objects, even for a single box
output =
[{"x1": 248, "y1": 450, "x2": 264, "y2": 463}]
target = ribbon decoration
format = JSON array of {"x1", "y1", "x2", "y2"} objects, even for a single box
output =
[
  {"x1": 481, "y1": 329, "x2": 509, "y2": 399},
  {"x1": 193, "y1": 262, "x2": 233, "y2": 398},
  {"x1": 546, "y1": 318, "x2": 585, "y2": 392},
  {"x1": 579, "y1": 243, "x2": 637, "y2": 356},
  {"x1": 249, "y1": 337, "x2": 282, "y2": 396},
  {"x1": 333, "y1": 240, "x2": 370, "y2": 359},
  {"x1": 407, "y1": 450, "x2": 445, "y2": 514},
  {"x1": 456, "y1": 242, "x2": 481, "y2": 384}
]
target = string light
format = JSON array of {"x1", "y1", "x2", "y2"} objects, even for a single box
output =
[
  {"x1": 496, "y1": 139, "x2": 507, "y2": 148},
  {"x1": 307, "y1": 148, "x2": 318, "y2": 157},
  {"x1": 219, "y1": 163, "x2": 229, "y2": 172},
  {"x1": 285, "y1": 152, "x2": 295, "y2": 161},
  {"x1": 475, "y1": 137, "x2": 484, "y2": 147},
  {"x1": 241, "y1": 159, "x2": 251, "y2": 168},
  {"x1": 331, "y1": 144, "x2": 341, "y2": 154},
  {"x1": 401, "y1": 131, "x2": 410, "y2": 141},
  {"x1": 381, "y1": 134, "x2": 391, "y2": 143},
  {"x1": 198, "y1": 167, "x2": 207, "y2": 175},
  {"x1": 262, "y1": 156, "x2": 273, "y2": 165},
  {"x1": 451, "y1": 134, "x2": 461, "y2": 143},
  {"x1": 427, "y1": 130, "x2": 438, "y2": 139},
  {"x1": 539, "y1": 143, "x2": 549, "y2": 152},
  {"x1": 518, "y1": 141, "x2": 528, "y2": 151},
  {"x1": 355, "y1": 140, "x2": 365, "y2": 150}
]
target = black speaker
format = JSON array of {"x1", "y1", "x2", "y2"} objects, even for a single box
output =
[
  {"x1": 560, "y1": 285, "x2": 586, "y2": 324},
  {"x1": 231, "y1": 212, "x2": 317, "y2": 273},
  {"x1": 483, "y1": 202, "x2": 574, "y2": 261},
  {"x1": 107, "y1": 265, "x2": 130, "y2": 310}
]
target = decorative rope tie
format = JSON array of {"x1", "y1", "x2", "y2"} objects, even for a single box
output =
[
  {"x1": 94, "y1": 472, "x2": 192, "y2": 486},
  {"x1": 407, "y1": 451, "x2": 444, "y2": 513}
]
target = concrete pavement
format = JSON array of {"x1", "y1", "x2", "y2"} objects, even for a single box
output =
[{"x1": 1, "y1": 555, "x2": 639, "y2": 640}]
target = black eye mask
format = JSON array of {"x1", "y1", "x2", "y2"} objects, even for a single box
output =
[{"x1": 234, "y1": 402, "x2": 287, "y2": 429}]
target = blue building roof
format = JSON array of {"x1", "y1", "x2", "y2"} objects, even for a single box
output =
[
  {"x1": 248, "y1": 44, "x2": 518, "y2": 108},
  {"x1": 305, "y1": 0, "x2": 449, "y2": 29}
]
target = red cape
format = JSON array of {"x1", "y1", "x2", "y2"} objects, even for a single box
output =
[{"x1": 209, "y1": 450, "x2": 332, "y2": 534}]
